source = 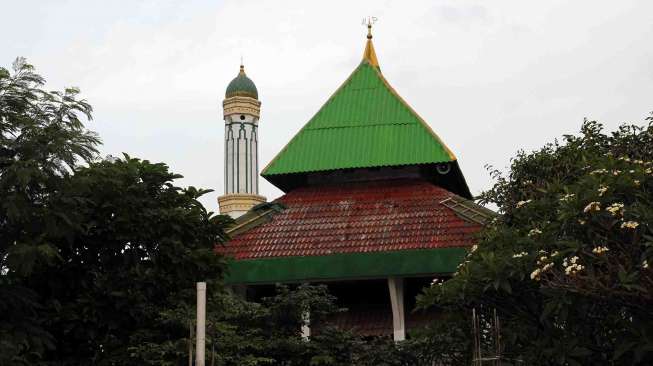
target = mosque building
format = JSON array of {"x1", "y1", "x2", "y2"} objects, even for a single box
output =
[{"x1": 216, "y1": 25, "x2": 493, "y2": 340}]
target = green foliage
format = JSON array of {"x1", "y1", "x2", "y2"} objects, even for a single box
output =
[
  {"x1": 1, "y1": 57, "x2": 101, "y2": 365},
  {"x1": 418, "y1": 118, "x2": 653, "y2": 365},
  {"x1": 42, "y1": 155, "x2": 227, "y2": 364},
  {"x1": 0, "y1": 58, "x2": 229, "y2": 365},
  {"x1": 201, "y1": 285, "x2": 417, "y2": 366},
  {"x1": 131, "y1": 283, "x2": 445, "y2": 366}
]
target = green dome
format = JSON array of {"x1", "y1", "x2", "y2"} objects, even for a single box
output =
[{"x1": 225, "y1": 65, "x2": 258, "y2": 99}]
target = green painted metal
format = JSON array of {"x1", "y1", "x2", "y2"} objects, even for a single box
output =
[
  {"x1": 224, "y1": 247, "x2": 467, "y2": 284},
  {"x1": 226, "y1": 69, "x2": 258, "y2": 99},
  {"x1": 262, "y1": 62, "x2": 455, "y2": 177}
]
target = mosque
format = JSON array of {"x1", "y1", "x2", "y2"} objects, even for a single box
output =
[{"x1": 215, "y1": 24, "x2": 493, "y2": 340}]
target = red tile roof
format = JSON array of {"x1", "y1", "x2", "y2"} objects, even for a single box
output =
[{"x1": 218, "y1": 179, "x2": 485, "y2": 260}]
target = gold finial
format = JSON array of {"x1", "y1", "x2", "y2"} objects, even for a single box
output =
[
  {"x1": 362, "y1": 16, "x2": 377, "y2": 38},
  {"x1": 239, "y1": 55, "x2": 245, "y2": 74},
  {"x1": 361, "y1": 17, "x2": 379, "y2": 67}
]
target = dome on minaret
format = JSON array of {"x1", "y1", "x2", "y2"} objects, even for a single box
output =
[{"x1": 225, "y1": 64, "x2": 258, "y2": 99}]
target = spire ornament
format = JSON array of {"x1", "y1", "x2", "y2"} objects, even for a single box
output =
[
  {"x1": 361, "y1": 16, "x2": 379, "y2": 67},
  {"x1": 363, "y1": 16, "x2": 377, "y2": 38}
]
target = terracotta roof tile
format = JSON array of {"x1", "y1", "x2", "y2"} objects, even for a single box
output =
[{"x1": 218, "y1": 179, "x2": 484, "y2": 260}]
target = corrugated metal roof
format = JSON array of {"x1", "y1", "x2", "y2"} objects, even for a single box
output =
[{"x1": 261, "y1": 61, "x2": 456, "y2": 176}]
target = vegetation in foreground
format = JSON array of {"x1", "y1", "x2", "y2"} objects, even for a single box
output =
[
  {"x1": 2, "y1": 58, "x2": 652, "y2": 365},
  {"x1": 419, "y1": 118, "x2": 653, "y2": 365}
]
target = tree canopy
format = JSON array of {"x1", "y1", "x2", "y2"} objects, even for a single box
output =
[
  {"x1": 418, "y1": 119, "x2": 653, "y2": 365},
  {"x1": 0, "y1": 58, "x2": 228, "y2": 365}
]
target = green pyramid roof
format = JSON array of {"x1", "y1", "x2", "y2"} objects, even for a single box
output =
[{"x1": 262, "y1": 34, "x2": 464, "y2": 190}]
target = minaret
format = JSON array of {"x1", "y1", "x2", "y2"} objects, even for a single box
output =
[{"x1": 218, "y1": 63, "x2": 266, "y2": 218}]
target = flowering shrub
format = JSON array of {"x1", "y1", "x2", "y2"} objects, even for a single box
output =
[{"x1": 418, "y1": 119, "x2": 653, "y2": 365}]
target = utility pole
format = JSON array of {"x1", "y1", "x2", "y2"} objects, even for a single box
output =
[{"x1": 196, "y1": 282, "x2": 206, "y2": 366}]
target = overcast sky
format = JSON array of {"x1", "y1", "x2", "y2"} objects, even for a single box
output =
[{"x1": 3, "y1": 0, "x2": 653, "y2": 211}]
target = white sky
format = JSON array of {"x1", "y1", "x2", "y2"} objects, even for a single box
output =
[{"x1": 3, "y1": 0, "x2": 653, "y2": 211}]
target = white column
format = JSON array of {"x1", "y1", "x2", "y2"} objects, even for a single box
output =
[
  {"x1": 301, "y1": 310, "x2": 311, "y2": 339},
  {"x1": 196, "y1": 282, "x2": 206, "y2": 366},
  {"x1": 387, "y1": 277, "x2": 405, "y2": 341}
]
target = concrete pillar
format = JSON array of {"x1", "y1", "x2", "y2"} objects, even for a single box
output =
[
  {"x1": 196, "y1": 282, "x2": 206, "y2": 366},
  {"x1": 387, "y1": 277, "x2": 405, "y2": 341},
  {"x1": 301, "y1": 310, "x2": 311, "y2": 339}
]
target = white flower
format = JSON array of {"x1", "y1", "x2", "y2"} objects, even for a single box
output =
[
  {"x1": 562, "y1": 256, "x2": 584, "y2": 276},
  {"x1": 531, "y1": 261, "x2": 556, "y2": 281},
  {"x1": 430, "y1": 278, "x2": 444, "y2": 287},
  {"x1": 612, "y1": 170, "x2": 622, "y2": 176},
  {"x1": 643, "y1": 260, "x2": 649, "y2": 269},
  {"x1": 470, "y1": 244, "x2": 478, "y2": 253},
  {"x1": 516, "y1": 199, "x2": 532, "y2": 208},
  {"x1": 606, "y1": 203, "x2": 624, "y2": 217},
  {"x1": 565, "y1": 263, "x2": 584, "y2": 275},
  {"x1": 578, "y1": 219, "x2": 586, "y2": 225},
  {"x1": 559, "y1": 193, "x2": 575, "y2": 202},
  {"x1": 634, "y1": 180, "x2": 641, "y2": 187},
  {"x1": 530, "y1": 268, "x2": 542, "y2": 281},
  {"x1": 512, "y1": 252, "x2": 528, "y2": 258},
  {"x1": 583, "y1": 202, "x2": 601, "y2": 213},
  {"x1": 528, "y1": 228, "x2": 543, "y2": 237},
  {"x1": 646, "y1": 168, "x2": 653, "y2": 174},
  {"x1": 621, "y1": 221, "x2": 640, "y2": 229},
  {"x1": 629, "y1": 170, "x2": 635, "y2": 174},
  {"x1": 597, "y1": 186, "x2": 608, "y2": 197},
  {"x1": 619, "y1": 156, "x2": 631, "y2": 162},
  {"x1": 592, "y1": 246, "x2": 609, "y2": 255},
  {"x1": 590, "y1": 169, "x2": 608, "y2": 175},
  {"x1": 536, "y1": 255, "x2": 548, "y2": 265},
  {"x1": 551, "y1": 251, "x2": 560, "y2": 257}
]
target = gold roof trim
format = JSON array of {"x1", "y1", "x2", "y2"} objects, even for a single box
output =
[{"x1": 362, "y1": 24, "x2": 379, "y2": 67}]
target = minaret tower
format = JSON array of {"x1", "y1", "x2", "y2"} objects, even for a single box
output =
[{"x1": 218, "y1": 63, "x2": 266, "y2": 218}]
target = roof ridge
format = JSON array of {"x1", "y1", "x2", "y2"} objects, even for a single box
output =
[{"x1": 370, "y1": 66, "x2": 456, "y2": 161}]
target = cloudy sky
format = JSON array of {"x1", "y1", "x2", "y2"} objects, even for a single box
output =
[{"x1": 3, "y1": 0, "x2": 653, "y2": 211}]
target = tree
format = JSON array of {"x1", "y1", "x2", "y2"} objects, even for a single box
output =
[
  {"x1": 418, "y1": 119, "x2": 653, "y2": 365},
  {"x1": 1, "y1": 57, "x2": 100, "y2": 365},
  {"x1": 186, "y1": 284, "x2": 423, "y2": 366},
  {"x1": 39, "y1": 155, "x2": 228, "y2": 364},
  {"x1": 0, "y1": 58, "x2": 229, "y2": 365}
]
